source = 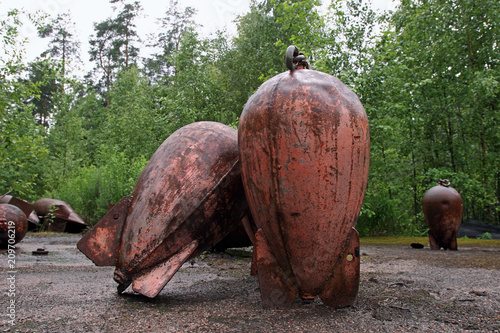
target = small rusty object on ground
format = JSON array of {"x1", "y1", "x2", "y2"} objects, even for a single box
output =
[
  {"x1": 77, "y1": 121, "x2": 250, "y2": 298},
  {"x1": 32, "y1": 248, "x2": 49, "y2": 255},
  {"x1": 0, "y1": 194, "x2": 40, "y2": 230},
  {"x1": 33, "y1": 198, "x2": 88, "y2": 233},
  {"x1": 238, "y1": 46, "x2": 370, "y2": 308},
  {"x1": 422, "y1": 179, "x2": 463, "y2": 250},
  {"x1": 0, "y1": 203, "x2": 28, "y2": 248}
]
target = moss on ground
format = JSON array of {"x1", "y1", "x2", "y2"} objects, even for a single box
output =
[
  {"x1": 360, "y1": 236, "x2": 500, "y2": 248},
  {"x1": 26, "y1": 231, "x2": 70, "y2": 237}
]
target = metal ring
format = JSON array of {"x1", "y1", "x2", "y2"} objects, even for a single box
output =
[
  {"x1": 286, "y1": 45, "x2": 299, "y2": 71},
  {"x1": 438, "y1": 179, "x2": 451, "y2": 187}
]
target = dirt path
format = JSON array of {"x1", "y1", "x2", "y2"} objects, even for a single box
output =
[{"x1": 1, "y1": 234, "x2": 499, "y2": 332}]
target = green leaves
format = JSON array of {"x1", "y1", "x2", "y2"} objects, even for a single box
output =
[
  {"x1": 48, "y1": 151, "x2": 147, "y2": 225},
  {"x1": 88, "y1": 0, "x2": 142, "y2": 103},
  {"x1": 358, "y1": 0, "x2": 500, "y2": 232},
  {"x1": 1, "y1": 0, "x2": 499, "y2": 231},
  {"x1": 104, "y1": 66, "x2": 161, "y2": 160},
  {"x1": 0, "y1": 9, "x2": 50, "y2": 200}
]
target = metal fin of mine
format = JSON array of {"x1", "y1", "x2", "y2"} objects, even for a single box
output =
[
  {"x1": 131, "y1": 239, "x2": 199, "y2": 298},
  {"x1": 77, "y1": 196, "x2": 131, "y2": 266},
  {"x1": 255, "y1": 228, "x2": 298, "y2": 308},
  {"x1": 319, "y1": 227, "x2": 360, "y2": 308}
]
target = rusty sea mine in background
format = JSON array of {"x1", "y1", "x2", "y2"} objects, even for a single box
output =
[
  {"x1": 422, "y1": 179, "x2": 463, "y2": 250},
  {"x1": 33, "y1": 198, "x2": 88, "y2": 233},
  {"x1": 77, "y1": 121, "x2": 250, "y2": 298},
  {"x1": 238, "y1": 46, "x2": 370, "y2": 308},
  {"x1": 0, "y1": 194, "x2": 40, "y2": 230},
  {"x1": 0, "y1": 203, "x2": 28, "y2": 248}
]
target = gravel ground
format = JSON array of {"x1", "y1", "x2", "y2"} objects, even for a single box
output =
[{"x1": 1, "y1": 234, "x2": 499, "y2": 332}]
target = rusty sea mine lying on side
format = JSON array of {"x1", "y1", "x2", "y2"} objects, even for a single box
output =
[{"x1": 77, "y1": 121, "x2": 250, "y2": 298}]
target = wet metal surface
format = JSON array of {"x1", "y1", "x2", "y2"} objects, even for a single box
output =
[
  {"x1": 0, "y1": 203, "x2": 28, "y2": 248},
  {"x1": 78, "y1": 121, "x2": 249, "y2": 298},
  {"x1": 0, "y1": 195, "x2": 39, "y2": 230},
  {"x1": 422, "y1": 179, "x2": 463, "y2": 250},
  {"x1": 238, "y1": 54, "x2": 370, "y2": 308}
]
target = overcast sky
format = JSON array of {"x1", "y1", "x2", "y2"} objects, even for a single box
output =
[{"x1": 0, "y1": 0, "x2": 397, "y2": 71}]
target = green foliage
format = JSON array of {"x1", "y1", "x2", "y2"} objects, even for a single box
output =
[
  {"x1": 40, "y1": 83, "x2": 90, "y2": 194},
  {"x1": 0, "y1": 104, "x2": 48, "y2": 199},
  {"x1": 143, "y1": 0, "x2": 197, "y2": 83},
  {"x1": 155, "y1": 28, "x2": 242, "y2": 128},
  {"x1": 356, "y1": 0, "x2": 500, "y2": 234},
  {"x1": 88, "y1": 0, "x2": 142, "y2": 103},
  {"x1": 103, "y1": 66, "x2": 164, "y2": 160},
  {"x1": 47, "y1": 151, "x2": 147, "y2": 225},
  {"x1": 38, "y1": 11, "x2": 81, "y2": 80},
  {"x1": 24, "y1": 59, "x2": 62, "y2": 128},
  {"x1": 38, "y1": 203, "x2": 58, "y2": 231},
  {"x1": 0, "y1": 9, "x2": 49, "y2": 200},
  {"x1": 478, "y1": 232, "x2": 493, "y2": 240},
  {"x1": 358, "y1": 188, "x2": 422, "y2": 237},
  {"x1": 318, "y1": 0, "x2": 378, "y2": 84},
  {"x1": 1, "y1": 0, "x2": 499, "y2": 234}
]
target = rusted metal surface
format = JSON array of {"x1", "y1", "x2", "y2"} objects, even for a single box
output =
[
  {"x1": 0, "y1": 204, "x2": 28, "y2": 248},
  {"x1": 78, "y1": 121, "x2": 249, "y2": 298},
  {"x1": 422, "y1": 179, "x2": 463, "y2": 250},
  {"x1": 33, "y1": 198, "x2": 87, "y2": 233},
  {"x1": 0, "y1": 194, "x2": 40, "y2": 230},
  {"x1": 238, "y1": 47, "x2": 370, "y2": 308}
]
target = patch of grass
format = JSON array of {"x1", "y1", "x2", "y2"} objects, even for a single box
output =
[
  {"x1": 360, "y1": 236, "x2": 500, "y2": 248},
  {"x1": 26, "y1": 231, "x2": 70, "y2": 237},
  {"x1": 456, "y1": 237, "x2": 500, "y2": 247},
  {"x1": 360, "y1": 236, "x2": 428, "y2": 245}
]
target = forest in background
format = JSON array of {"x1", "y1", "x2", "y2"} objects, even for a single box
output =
[{"x1": 1, "y1": 0, "x2": 499, "y2": 236}]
